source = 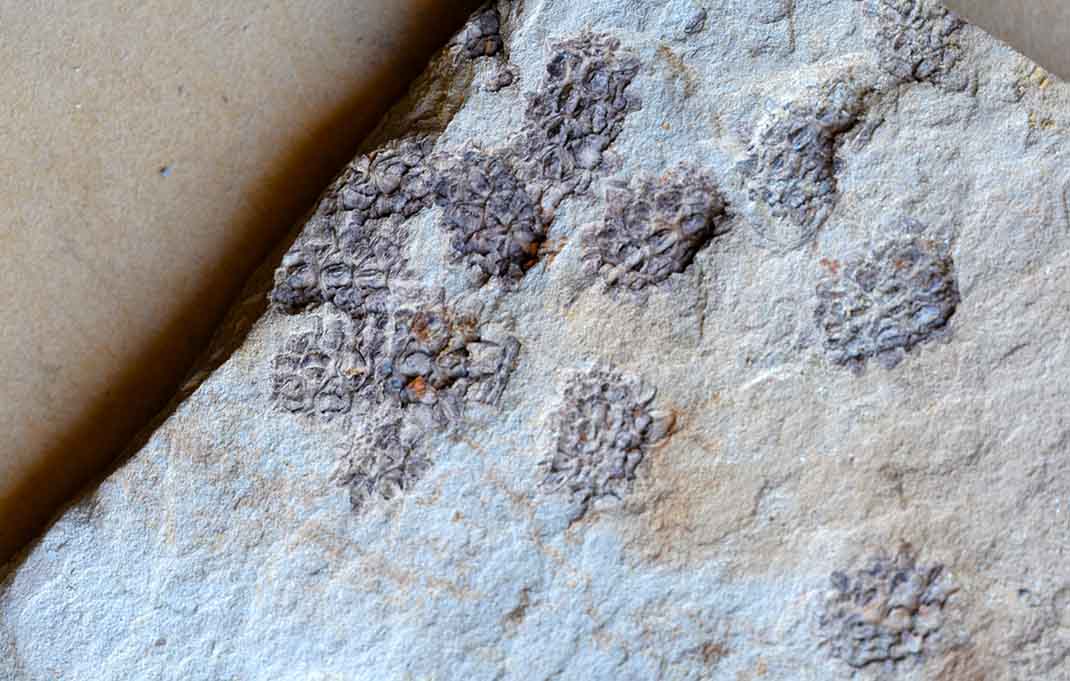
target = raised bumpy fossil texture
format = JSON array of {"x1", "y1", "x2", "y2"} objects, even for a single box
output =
[
  {"x1": 518, "y1": 32, "x2": 642, "y2": 214},
  {"x1": 335, "y1": 413, "x2": 433, "y2": 513},
  {"x1": 541, "y1": 363, "x2": 674, "y2": 513},
  {"x1": 870, "y1": 0, "x2": 965, "y2": 85},
  {"x1": 461, "y1": 7, "x2": 503, "y2": 59},
  {"x1": 434, "y1": 148, "x2": 545, "y2": 285},
  {"x1": 743, "y1": 74, "x2": 869, "y2": 249},
  {"x1": 584, "y1": 163, "x2": 726, "y2": 292},
  {"x1": 271, "y1": 137, "x2": 434, "y2": 314},
  {"x1": 814, "y1": 234, "x2": 960, "y2": 372},
  {"x1": 13, "y1": 3, "x2": 1068, "y2": 680},
  {"x1": 382, "y1": 289, "x2": 520, "y2": 421},
  {"x1": 271, "y1": 316, "x2": 364, "y2": 420},
  {"x1": 818, "y1": 546, "x2": 958, "y2": 669}
]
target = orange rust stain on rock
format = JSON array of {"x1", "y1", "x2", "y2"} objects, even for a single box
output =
[
  {"x1": 936, "y1": 649, "x2": 989, "y2": 681},
  {"x1": 407, "y1": 375, "x2": 429, "y2": 400},
  {"x1": 656, "y1": 44, "x2": 698, "y2": 98},
  {"x1": 819, "y1": 257, "x2": 840, "y2": 275}
]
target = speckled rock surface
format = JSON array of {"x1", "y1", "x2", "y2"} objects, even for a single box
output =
[{"x1": 5, "y1": 2, "x2": 1070, "y2": 679}]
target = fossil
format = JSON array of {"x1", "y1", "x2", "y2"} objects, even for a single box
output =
[
  {"x1": 434, "y1": 148, "x2": 545, "y2": 285},
  {"x1": 460, "y1": 6, "x2": 503, "y2": 59},
  {"x1": 541, "y1": 363, "x2": 674, "y2": 513},
  {"x1": 335, "y1": 413, "x2": 433, "y2": 514},
  {"x1": 518, "y1": 31, "x2": 642, "y2": 215},
  {"x1": 584, "y1": 163, "x2": 726, "y2": 292},
  {"x1": 818, "y1": 545, "x2": 958, "y2": 669},
  {"x1": 271, "y1": 137, "x2": 435, "y2": 315},
  {"x1": 869, "y1": 0, "x2": 965, "y2": 85},
  {"x1": 743, "y1": 73, "x2": 870, "y2": 250},
  {"x1": 271, "y1": 315, "x2": 366, "y2": 420},
  {"x1": 814, "y1": 233, "x2": 959, "y2": 372}
]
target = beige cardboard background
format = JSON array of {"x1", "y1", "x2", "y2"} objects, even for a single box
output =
[
  {"x1": 944, "y1": 1, "x2": 1070, "y2": 80},
  {"x1": 0, "y1": 0, "x2": 479, "y2": 561}
]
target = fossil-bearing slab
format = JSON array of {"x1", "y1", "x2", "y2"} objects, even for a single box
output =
[{"x1": 5, "y1": 2, "x2": 1070, "y2": 680}]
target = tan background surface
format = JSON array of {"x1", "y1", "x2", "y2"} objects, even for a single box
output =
[
  {"x1": 944, "y1": 1, "x2": 1070, "y2": 80},
  {"x1": 0, "y1": 0, "x2": 478, "y2": 561}
]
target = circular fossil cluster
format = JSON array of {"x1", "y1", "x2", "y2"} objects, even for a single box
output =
[
  {"x1": 460, "y1": 7, "x2": 503, "y2": 59},
  {"x1": 542, "y1": 363, "x2": 675, "y2": 513},
  {"x1": 743, "y1": 75, "x2": 870, "y2": 249},
  {"x1": 434, "y1": 149, "x2": 545, "y2": 285},
  {"x1": 271, "y1": 137, "x2": 434, "y2": 315},
  {"x1": 814, "y1": 236, "x2": 960, "y2": 372},
  {"x1": 520, "y1": 32, "x2": 642, "y2": 205},
  {"x1": 584, "y1": 163, "x2": 726, "y2": 292},
  {"x1": 870, "y1": 0, "x2": 965, "y2": 84},
  {"x1": 818, "y1": 546, "x2": 958, "y2": 669}
]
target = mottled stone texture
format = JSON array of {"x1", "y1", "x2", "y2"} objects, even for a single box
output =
[{"x1": 6, "y1": 2, "x2": 1070, "y2": 680}]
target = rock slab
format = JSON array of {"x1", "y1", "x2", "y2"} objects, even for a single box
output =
[{"x1": 6, "y1": 2, "x2": 1070, "y2": 679}]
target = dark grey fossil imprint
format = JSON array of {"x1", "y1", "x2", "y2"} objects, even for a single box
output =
[
  {"x1": 814, "y1": 234, "x2": 960, "y2": 373},
  {"x1": 583, "y1": 163, "x2": 728, "y2": 293},
  {"x1": 541, "y1": 363, "x2": 675, "y2": 515},
  {"x1": 817, "y1": 545, "x2": 958, "y2": 669}
]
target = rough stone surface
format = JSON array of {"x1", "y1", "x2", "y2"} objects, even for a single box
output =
[{"x1": 6, "y1": 2, "x2": 1070, "y2": 680}]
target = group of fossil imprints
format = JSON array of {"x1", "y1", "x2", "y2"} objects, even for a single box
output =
[{"x1": 266, "y1": 1, "x2": 969, "y2": 670}]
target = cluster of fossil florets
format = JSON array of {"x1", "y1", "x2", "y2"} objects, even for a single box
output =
[
  {"x1": 519, "y1": 32, "x2": 642, "y2": 211},
  {"x1": 541, "y1": 363, "x2": 675, "y2": 513},
  {"x1": 335, "y1": 414, "x2": 433, "y2": 513},
  {"x1": 818, "y1": 546, "x2": 957, "y2": 669},
  {"x1": 814, "y1": 234, "x2": 959, "y2": 372},
  {"x1": 869, "y1": 0, "x2": 965, "y2": 85},
  {"x1": 383, "y1": 290, "x2": 520, "y2": 424},
  {"x1": 434, "y1": 148, "x2": 546, "y2": 285},
  {"x1": 271, "y1": 290, "x2": 518, "y2": 425},
  {"x1": 271, "y1": 137, "x2": 434, "y2": 314},
  {"x1": 460, "y1": 6, "x2": 503, "y2": 59},
  {"x1": 584, "y1": 163, "x2": 726, "y2": 291},
  {"x1": 338, "y1": 136, "x2": 437, "y2": 225},
  {"x1": 271, "y1": 316, "x2": 366, "y2": 420},
  {"x1": 743, "y1": 75, "x2": 869, "y2": 247}
]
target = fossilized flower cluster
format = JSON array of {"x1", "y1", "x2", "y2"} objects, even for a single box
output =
[
  {"x1": 384, "y1": 289, "x2": 520, "y2": 423},
  {"x1": 434, "y1": 149, "x2": 545, "y2": 285},
  {"x1": 272, "y1": 316, "x2": 365, "y2": 420},
  {"x1": 743, "y1": 75, "x2": 869, "y2": 248},
  {"x1": 519, "y1": 32, "x2": 642, "y2": 212},
  {"x1": 542, "y1": 363, "x2": 674, "y2": 513},
  {"x1": 814, "y1": 235, "x2": 960, "y2": 372},
  {"x1": 460, "y1": 7, "x2": 503, "y2": 59},
  {"x1": 818, "y1": 546, "x2": 957, "y2": 669},
  {"x1": 584, "y1": 163, "x2": 726, "y2": 291},
  {"x1": 271, "y1": 137, "x2": 434, "y2": 314},
  {"x1": 870, "y1": 0, "x2": 965, "y2": 85},
  {"x1": 335, "y1": 415, "x2": 433, "y2": 513}
]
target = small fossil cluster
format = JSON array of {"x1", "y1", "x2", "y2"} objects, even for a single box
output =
[
  {"x1": 383, "y1": 289, "x2": 520, "y2": 423},
  {"x1": 519, "y1": 32, "x2": 642, "y2": 213},
  {"x1": 434, "y1": 148, "x2": 546, "y2": 285},
  {"x1": 814, "y1": 235, "x2": 959, "y2": 372},
  {"x1": 460, "y1": 6, "x2": 503, "y2": 59},
  {"x1": 818, "y1": 546, "x2": 957, "y2": 669},
  {"x1": 271, "y1": 290, "x2": 518, "y2": 424},
  {"x1": 335, "y1": 414, "x2": 432, "y2": 513},
  {"x1": 870, "y1": 0, "x2": 965, "y2": 85},
  {"x1": 584, "y1": 164, "x2": 726, "y2": 291},
  {"x1": 271, "y1": 316, "x2": 364, "y2": 420},
  {"x1": 272, "y1": 137, "x2": 435, "y2": 314},
  {"x1": 541, "y1": 363, "x2": 674, "y2": 513},
  {"x1": 743, "y1": 74, "x2": 870, "y2": 249}
]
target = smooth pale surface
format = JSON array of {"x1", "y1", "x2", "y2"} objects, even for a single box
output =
[
  {"x1": 0, "y1": 0, "x2": 478, "y2": 561},
  {"x1": 943, "y1": 1, "x2": 1070, "y2": 80}
]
